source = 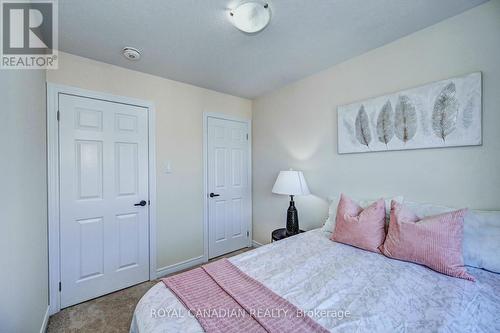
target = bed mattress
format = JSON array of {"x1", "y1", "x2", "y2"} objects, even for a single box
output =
[{"x1": 131, "y1": 229, "x2": 500, "y2": 332}]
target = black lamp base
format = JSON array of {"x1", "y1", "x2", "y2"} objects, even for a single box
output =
[{"x1": 286, "y1": 195, "x2": 299, "y2": 235}]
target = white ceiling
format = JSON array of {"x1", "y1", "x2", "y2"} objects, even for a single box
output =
[{"x1": 59, "y1": 0, "x2": 487, "y2": 99}]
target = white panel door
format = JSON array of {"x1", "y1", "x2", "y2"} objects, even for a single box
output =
[
  {"x1": 59, "y1": 94, "x2": 149, "y2": 308},
  {"x1": 208, "y1": 117, "x2": 250, "y2": 258}
]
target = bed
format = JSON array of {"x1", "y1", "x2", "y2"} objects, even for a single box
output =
[{"x1": 131, "y1": 228, "x2": 500, "y2": 332}]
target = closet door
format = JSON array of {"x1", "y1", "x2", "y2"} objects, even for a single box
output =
[
  {"x1": 59, "y1": 93, "x2": 149, "y2": 307},
  {"x1": 207, "y1": 116, "x2": 250, "y2": 258}
]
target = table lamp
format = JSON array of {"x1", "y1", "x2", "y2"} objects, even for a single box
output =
[{"x1": 272, "y1": 170, "x2": 310, "y2": 235}]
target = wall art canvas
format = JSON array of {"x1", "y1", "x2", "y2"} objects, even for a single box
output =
[{"x1": 337, "y1": 72, "x2": 482, "y2": 154}]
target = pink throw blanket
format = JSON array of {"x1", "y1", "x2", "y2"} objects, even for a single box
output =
[{"x1": 162, "y1": 258, "x2": 328, "y2": 333}]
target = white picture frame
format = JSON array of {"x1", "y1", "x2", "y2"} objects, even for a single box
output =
[{"x1": 337, "y1": 72, "x2": 482, "y2": 154}]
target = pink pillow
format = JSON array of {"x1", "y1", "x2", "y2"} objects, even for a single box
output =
[
  {"x1": 331, "y1": 194, "x2": 386, "y2": 253},
  {"x1": 380, "y1": 201, "x2": 474, "y2": 281}
]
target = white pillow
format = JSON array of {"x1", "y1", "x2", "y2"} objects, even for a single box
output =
[
  {"x1": 404, "y1": 201, "x2": 454, "y2": 216},
  {"x1": 463, "y1": 210, "x2": 500, "y2": 273},
  {"x1": 403, "y1": 201, "x2": 500, "y2": 273},
  {"x1": 321, "y1": 196, "x2": 341, "y2": 234},
  {"x1": 321, "y1": 216, "x2": 335, "y2": 235},
  {"x1": 321, "y1": 195, "x2": 404, "y2": 235}
]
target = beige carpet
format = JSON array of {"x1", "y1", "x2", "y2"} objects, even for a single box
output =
[{"x1": 47, "y1": 248, "x2": 252, "y2": 332}]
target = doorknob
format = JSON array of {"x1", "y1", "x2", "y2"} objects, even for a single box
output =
[
  {"x1": 209, "y1": 193, "x2": 220, "y2": 198},
  {"x1": 134, "y1": 200, "x2": 147, "y2": 206}
]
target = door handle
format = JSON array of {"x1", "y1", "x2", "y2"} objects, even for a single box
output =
[
  {"x1": 209, "y1": 193, "x2": 220, "y2": 198},
  {"x1": 134, "y1": 200, "x2": 147, "y2": 207}
]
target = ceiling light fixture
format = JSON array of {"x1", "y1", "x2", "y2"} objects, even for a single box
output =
[
  {"x1": 122, "y1": 47, "x2": 141, "y2": 61},
  {"x1": 229, "y1": 2, "x2": 271, "y2": 34}
]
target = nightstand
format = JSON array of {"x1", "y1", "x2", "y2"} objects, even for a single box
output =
[{"x1": 271, "y1": 228, "x2": 305, "y2": 242}]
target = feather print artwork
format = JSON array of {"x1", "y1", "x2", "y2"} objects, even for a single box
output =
[
  {"x1": 432, "y1": 82, "x2": 459, "y2": 141},
  {"x1": 394, "y1": 95, "x2": 417, "y2": 143},
  {"x1": 343, "y1": 118, "x2": 357, "y2": 144},
  {"x1": 337, "y1": 72, "x2": 481, "y2": 154},
  {"x1": 376, "y1": 100, "x2": 394, "y2": 146},
  {"x1": 369, "y1": 108, "x2": 378, "y2": 131},
  {"x1": 414, "y1": 96, "x2": 430, "y2": 136},
  {"x1": 354, "y1": 105, "x2": 371, "y2": 147},
  {"x1": 462, "y1": 96, "x2": 475, "y2": 129}
]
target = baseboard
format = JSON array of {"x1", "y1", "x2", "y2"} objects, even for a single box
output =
[
  {"x1": 40, "y1": 305, "x2": 50, "y2": 333},
  {"x1": 156, "y1": 255, "x2": 205, "y2": 279},
  {"x1": 252, "y1": 240, "x2": 263, "y2": 247}
]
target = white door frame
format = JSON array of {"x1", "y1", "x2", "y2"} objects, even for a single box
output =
[
  {"x1": 47, "y1": 83, "x2": 157, "y2": 315},
  {"x1": 202, "y1": 112, "x2": 252, "y2": 261}
]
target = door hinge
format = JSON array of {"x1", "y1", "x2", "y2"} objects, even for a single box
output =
[
  {"x1": 59, "y1": 282, "x2": 61, "y2": 292},
  {"x1": 57, "y1": 110, "x2": 60, "y2": 121}
]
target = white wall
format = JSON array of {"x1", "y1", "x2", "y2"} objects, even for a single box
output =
[
  {"x1": 0, "y1": 70, "x2": 48, "y2": 332},
  {"x1": 252, "y1": 1, "x2": 500, "y2": 244},
  {"x1": 47, "y1": 52, "x2": 252, "y2": 270}
]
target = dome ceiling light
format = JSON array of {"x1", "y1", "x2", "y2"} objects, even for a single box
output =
[{"x1": 229, "y1": 2, "x2": 271, "y2": 34}]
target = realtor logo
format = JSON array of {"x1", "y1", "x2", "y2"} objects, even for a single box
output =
[{"x1": 1, "y1": 0, "x2": 58, "y2": 69}]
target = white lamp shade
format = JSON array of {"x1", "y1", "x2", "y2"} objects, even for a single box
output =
[{"x1": 272, "y1": 170, "x2": 310, "y2": 196}]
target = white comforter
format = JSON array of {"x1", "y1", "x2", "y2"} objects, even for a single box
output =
[{"x1": 131, "y1": 229, "x2": 500, "y2": 332}]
